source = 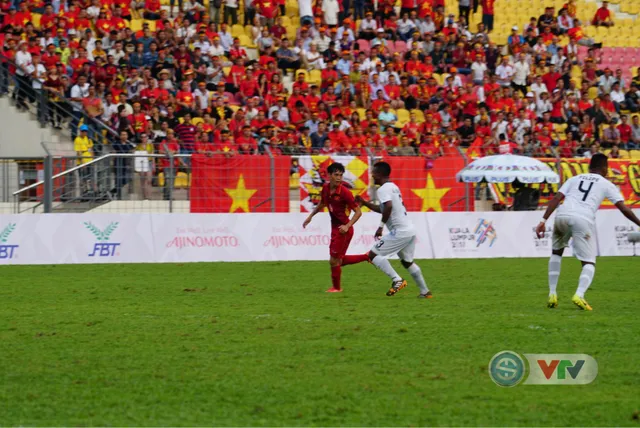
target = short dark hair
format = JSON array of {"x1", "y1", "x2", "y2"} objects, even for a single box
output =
[
  {"x1": 589, "y1": 153, "x2": 608, "y2": 171},
  {"x1": 373, "y1": 161, "x2": 391, "y2": 177},
  {"x1": 327, "y1": 162, "x2": 345, "y2": 174}
]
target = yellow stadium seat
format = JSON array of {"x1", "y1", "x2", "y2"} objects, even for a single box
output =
[
  {"x1": 223, "y1": 66, "x2": 231, "y2": 76},
  {"x1": 619, "y1": 149, "x2": 630, "y2": 159},
  {"x1": 308, "y1": 69, "x2": 322, "y2": 86},
  {"x1": 244, "y1": 25, "x2": 253, "y2": 37},
  {"x1": 31, "y1": 13, "x2": 41, "y2": 28},
  {"x1": 603, "y1": 149, "x2": 611, "y2": 156},
  {"x1": 396, "y1": 108, "x2": 410, "y2": 122},
  {"x1": 173, "y1": 172, "x2": 189, "y2": 188},
  {"x1": 231, "y1": 24, "x2": 245, "y2": 38},
  {"x1": 237, "y1": 34, "x2": 255, "y2": 49},
  {"x1": 357, "y1": 108, "x2": 366, "y2": 119},
  {"x1": 229, "y1": 105, "x2": 240, "y2": 112},
  {"x1": 130, "y1": 19, "x2": 143, "y2": 32},
  {"x1": 280, "y1": 16, "x2": 291, "y2": 27},
  {"x1": 630, "y1": 150, "x2": 640, "y2": 159},
  {"x1": 289, "y1": 172, "x2": 300, "y2": 189},
  {"x1": 191, "y1": 117, "x2": 204, "y2": 126}
]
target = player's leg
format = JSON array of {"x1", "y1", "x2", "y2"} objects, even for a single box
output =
[
  {"x1": 341, "y1": 253, "x2": 370, "y2": 266},
  {"x1": 548, "y1": 217, "x2": 571, "y2": 308},
  {"x1": 398, "y1": 236, "x2": 431, "y2": 298},
  {"x1": 328, "y1": 255, "x2": 343, "y2": 293},
  {"x1": 570, "y1": 218, "x2": 596, "y2": 310},
  {"x1": 327, "y1": 227, "x2": 354, "y2": 292},
  {"x1": 368, "y1": 235, "x2": 407, "y2": 296}
]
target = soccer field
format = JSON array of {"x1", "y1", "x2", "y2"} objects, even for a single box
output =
[{"x1": 1, "y1": 259, "x2": 639, "y2": 426}]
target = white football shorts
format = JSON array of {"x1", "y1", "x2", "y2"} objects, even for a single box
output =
[
  {"x1": 371, "y1": 233, "x2": 416, "y2": 262},
  {"x1": 552, "y1": 215, "x2": 597, "y2": 263}
]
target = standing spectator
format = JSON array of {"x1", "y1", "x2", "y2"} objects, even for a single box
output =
[
  {"x1": 322, "y1": 0, "x2": 340, "y2": 27},
  {"x1": 14, "y1": 41, "x2": 32, "y2": 110},
  {"x1": 458, "y1": 0, "x2": 471, "y2": 24},
  {"x1": 70, "y1": 74, "x2": 90, "y2": 139},
  {"x1": 511, "y1": 53, "x2": 529, "y2": 95},
  {"x1": 112, "y1": 131, "x2": 136, "y2": 200},
  {"x1": 222, "y1": 0, "x2": 238, "y2": 25},
  {"x1": 209, "y1": 0, "x2": 222, "y2": 23},
  {"x1": 74, "y1": 124, "x2": 94, "y2": 195},
  {"x1": 481, "y1": 0, "x2": 495, "y2": 32}
]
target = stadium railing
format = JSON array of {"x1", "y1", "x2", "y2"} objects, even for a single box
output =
[
  {"x1": 8, "y1": 147, "x2": 489, "y2": 214},
  {"x1": 0, "y1": 53, "x2": 122, "y2": 148}
]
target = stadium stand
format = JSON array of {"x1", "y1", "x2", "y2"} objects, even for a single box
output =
[{"x1": 1, "y1": 0, "x2": 640, "y2": 197}]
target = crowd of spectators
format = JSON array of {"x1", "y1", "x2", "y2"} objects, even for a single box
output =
[{"x1": 2, "y1": 0, "x2": 640, "y2": 170}]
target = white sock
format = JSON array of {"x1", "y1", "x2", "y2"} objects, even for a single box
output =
[
  {"x1": 371, "y1": 256, "x2": 402, "y2": 282},
  {"x1": 407, "y1": 263, "x2": 429, "y2": 294},
  {"x1": 576, "y1": 264, "x2": 595, "y2": 298},
  {"x1": 548, "y1": 254, "x2": 562, "y2": 296}
]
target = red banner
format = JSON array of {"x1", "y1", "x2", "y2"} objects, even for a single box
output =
[
  {"x1": 382, "y1": 155, "x2": 469, "y2": 212},
  {"x1": 491, "y1": 158, "x2": 640, "y2": 208},
  {"x1": 190, "y1": 154, "x2": 290, "y2": 213}
]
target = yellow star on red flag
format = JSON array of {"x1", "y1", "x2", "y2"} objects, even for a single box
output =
[
  {"x1": 411, "y1": 173, "x2": 451, "y2": 212},
  {"x1": 224, "y1": 174, "x2": 257, "y2": 213}
]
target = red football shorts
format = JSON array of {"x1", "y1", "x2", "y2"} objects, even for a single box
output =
[{"x1": 330, "y1": 226, "x2": 354, "y2": 259}]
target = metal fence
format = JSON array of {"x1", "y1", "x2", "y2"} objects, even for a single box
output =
[{"x1": 5, "y1": 146, "x2": 571, "y2": 214}]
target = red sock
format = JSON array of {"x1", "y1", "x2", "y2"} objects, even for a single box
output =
[
  {"x1": 331, "y1": 266, "x2": 342, "y2": 290},
  {"x1": 342, "y1": 253, "x2": 370, "y2": 266}
]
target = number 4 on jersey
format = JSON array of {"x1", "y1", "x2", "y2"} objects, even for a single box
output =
[{"x1": 578, "y1": 180, "x2": 594, "y2": 201}]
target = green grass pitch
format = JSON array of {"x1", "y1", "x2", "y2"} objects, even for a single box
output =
[{"x1": 1, "y1": 258, "x2": 639, "y2": 426}]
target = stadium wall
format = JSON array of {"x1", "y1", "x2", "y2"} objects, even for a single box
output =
[{"x1": 0, "y1": 211, "x2": 638, "y2": 265}]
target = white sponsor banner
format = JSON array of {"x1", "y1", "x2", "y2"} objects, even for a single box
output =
[
  {"x1": 427, "y1": 211, "x2": 584, "y2": 259},
  {"x1": 49, "y1": 214, "x2": 155, "y2": 264},
  {"x1": 0, "y1": 215, "x2": 42, "y2": 264},
  {"x1": 428, "y1": 212, "x2": 522, "y2": 259},
  {"x1": 0, "y1": 214, "x2": 155, "y2": 265},
  {"x1": 595, "y1": 209, "x2": 640, "y2": 256},
  {"x1": 1, "y1": 211, "x2": 634, "y2": 265},
  {"x1": 152, "y1": 213, "x2": 259, "y2": 263},
  {"x1": 152, "y1": 212, "x2": 433, "y2": 263}
]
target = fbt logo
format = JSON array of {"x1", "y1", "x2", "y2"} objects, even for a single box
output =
[
  {"x1": 84, "y1": 222, "x2": 121, "y2": 257},
  {"x1": 526, "y1": 354, "x2": 598, "y2": 385},
  {"x1": 0, "y1": 223, "x2": 18, "y2": 260}
]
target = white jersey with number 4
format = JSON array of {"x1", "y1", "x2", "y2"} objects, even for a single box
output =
[
  {"x1": 377, "y1": 182, "x2": 415, "y2": 237},
  {"x1": 556, "y1": 173, "x2": 623, "y2": 224}
]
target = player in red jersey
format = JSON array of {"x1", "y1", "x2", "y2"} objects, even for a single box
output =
[{"x1": 303, "y1": 162, "x2": 369, "y2": 292}]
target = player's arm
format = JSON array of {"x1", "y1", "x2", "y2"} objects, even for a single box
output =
[
  {"x1": 373, "y1": 201, "x2": 393, "y2": 240},
  {"x1": 303, "y1": 201, "x2": 326, "y2": 228},
  {"x1": 356, "y1": 196, "x2": 382, "y2": 213},
  {"x1": 536, "y1": 191, "x2": 565, "y2": 238},
  {"x1": 615, "y1": 201, "x2": 640, "y2": 228}
]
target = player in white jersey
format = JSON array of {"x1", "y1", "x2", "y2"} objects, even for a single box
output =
[
  {"x1": 536, "y1": 154, "x2": 640, "y2": 310},
  {"x1": 356, "y1": 161, "x2": 432, "y2": 298}
]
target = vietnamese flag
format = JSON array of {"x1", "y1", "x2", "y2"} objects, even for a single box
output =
[
  {"x1": 382, "y1": 155, "x2": 468, "y2": 212},
  {"x1": 190, "y1": 154, "x2": 290, "y2": 213}
]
